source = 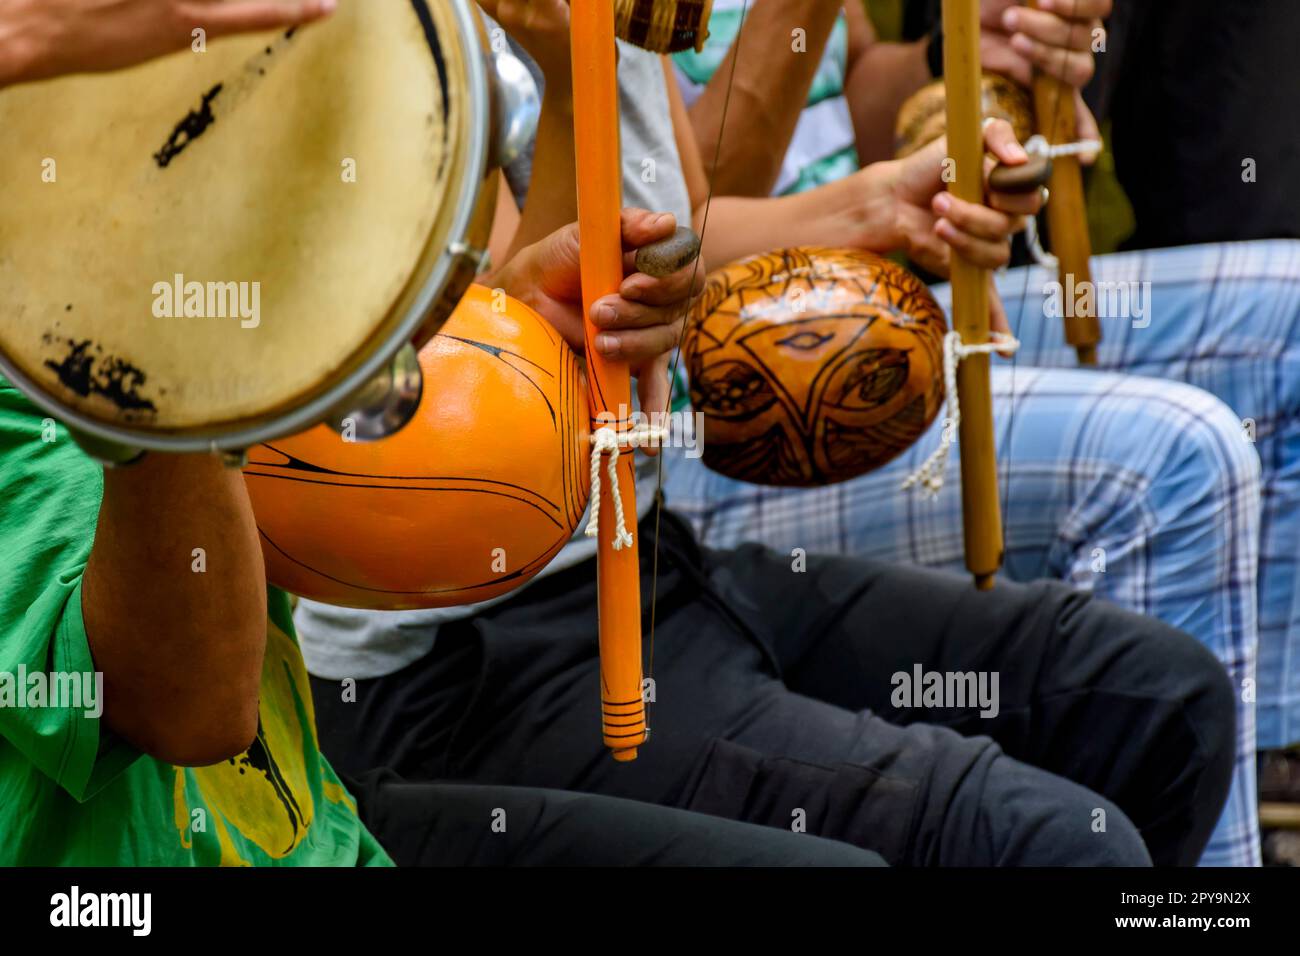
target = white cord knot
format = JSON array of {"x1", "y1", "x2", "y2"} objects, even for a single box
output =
[
  {"x1": 1024, "y1": 134, "x2": 1102, "y2": 161},
  {"x1": 901, "y1": 330, "x2": 1019, "y2": 498},
  {"x1": 1020, "y1": 135, "x2": 1102, "y2": 270},
  {"x1": 585, "y1": 424, "x2": 668, "y2": 550}
]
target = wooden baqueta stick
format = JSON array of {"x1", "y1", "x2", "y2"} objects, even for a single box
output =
[
  {"x1": 1029, "y1": 0, "x2": 1101, "y2": 366},
  {"x1": 942, "y1": 0, "x2": 1005, "y2": 590},
  {"x1": 570, "y1": 0, "x2": 649, "y2": 761}
]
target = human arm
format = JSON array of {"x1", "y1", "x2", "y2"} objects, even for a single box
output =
[
  {"x1": 668, "y1": 51, "x2": 1039, "y2": 278},
  {"x1": 0, "y1": 0, "x2": 337, "y2": 768},
  {"x1": 843, "y1": 0, "x2": 1108, "y2": 165},
  {"x1": 81, "y1": 454, "x2": 267, "y2": 767},
  {"x1": 680, "y1": 0, "x2": 845, "y2": 197},
  {"x1": 50, "y1": 206, "x2": 701, "y2": 768},
  {"x1": 0, "y1": 382, "x2": 266, "y2": 779},
  {"x1": 842, "y1": 1, "x2": 932, "y2": 165},
  {"x1": 983, "y1": 0, "x2": 1108, "y2": 148},
  {"x1": 477, "y1": 0, "x2": 580, "y2": 259},
  {"x1": 476, "y1": 7, "x2": 703, "y2": 417},
  {"x1": 695, "y1": 146, "x2": 1033, "y2": 279},
  {"x1": 487, "y1": 207, "x2": 704, "y2": 419},
  {"x1": 0, "y1": 0, "x2": 335, "y2": 87}
]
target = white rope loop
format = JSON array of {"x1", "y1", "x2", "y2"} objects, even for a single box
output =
[
  {"x1": 1024, "y1": 215, "x2": 1056, "y2": 270},
  {"x1": 1016, "y1": 136, "x2": 1102, "y2": 271},
  {"x1": 1024, "y1": 133, "x2": 1102, "y2": 161},
  {"x1": 585, "y1": 424, "x2": 668, "y2": 550},
  {"x1": 901, "y1": 330, "x2": 1020, "y2": 498}
]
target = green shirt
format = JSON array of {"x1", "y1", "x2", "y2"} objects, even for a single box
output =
[{"x1": 0, "y1": 380, "x2": 392, "y2": 866}]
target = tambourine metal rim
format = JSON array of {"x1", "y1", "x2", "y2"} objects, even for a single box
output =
[{"x1": 0, "y1": 0, "x2": 494, "y2": 456}]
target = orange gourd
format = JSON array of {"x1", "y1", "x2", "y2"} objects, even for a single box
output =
[{"x1": 244, "y1": 285, "x2": 589, "y2": 610}]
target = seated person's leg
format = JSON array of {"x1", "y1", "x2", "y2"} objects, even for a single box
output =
[
  {"x1": 305, "y1": 517, "x2": 1217, "y2": 866},
  {"x1": 663, "y1": 364, "x2": 1261, "y2": 866},
  {"x1": 984, "y1": 239, "x2": 1300, "y2": 755},
  {"x1": 695, "y1": 535, "x2": 1233, "y2": 866},
  {"x1": 348, "y1": 771, "x2": 885, "y2": 866}
]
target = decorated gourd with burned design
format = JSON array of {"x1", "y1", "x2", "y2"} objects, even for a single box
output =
[
  {"x1": 615, "y1": 0, "x2": 713, "y2": 53},
  {"x1": 682, "y1": 248, "x2": 947, "y2": 487},
  {"x1": 895, "y1": 73, "x2": 1034, "y2": 158}
]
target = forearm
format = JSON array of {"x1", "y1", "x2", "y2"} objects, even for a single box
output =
[
  {"x1": 694, "y1": 166, "x2": 893, "y2": 270},
  {"x1": 0, "y1": 8, "x2": 37, "y2": 87},
  {"x1": 687, "y1": 0, "x2": 843, "y2": 197},
  {"x1": 505, "y1": 85, "x2": 578, "y2": 261},
  {"x1": 83, "y1": 453, "x2": 267, "y2": 766},
  {"x1": 0, "y1": 0, "x2": 333, "y2": 88},
  {"x1": 845, "y1": 39, "x2": 933, "y2": 166}
]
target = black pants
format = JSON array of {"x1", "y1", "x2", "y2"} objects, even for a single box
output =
[
  {"x1": 313, "y1": 511, "x2": 1235, "y2": 866},
  {"x1": 348, "y1": 770, "x2": 884, "y2": 866}
]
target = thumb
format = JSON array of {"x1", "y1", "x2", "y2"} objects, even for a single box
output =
[
  {"x1": 897, "y1": 135, "x2": 950, "y2": 201},
  {"x1": 523, "y1": 221, "x2": 584, "y2": 301}
]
